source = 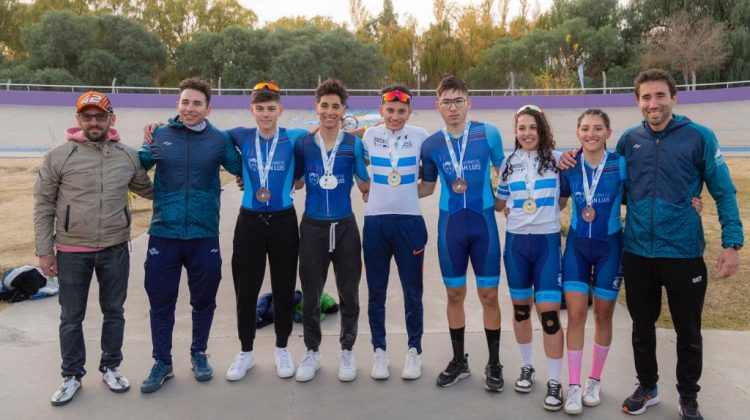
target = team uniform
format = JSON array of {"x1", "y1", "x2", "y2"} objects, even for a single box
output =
[
  {"x1": 362, "y1": 125, "x2": 429, "y2": 354},
  {"x1": 294, "y1": 132, "x2": 369, "y2": 353},
  {"x1": 138, "y1": 117, "x2": 241, "y2": 386},
  {"x1": 617, "y1": 115, "x2": 743, "y2": 407},
  {"x1": 227, "y1": 127, "x2": 307, "y2": 354},
  {"x1": 559, "y1": 152, "x2": 626, "y2": 301},
  {"x1": 496, "y1": 150, "x2": 563, "y2": 303},
  {"x1": 421, "y1": 122, "x2": 504, "y2": 289}
]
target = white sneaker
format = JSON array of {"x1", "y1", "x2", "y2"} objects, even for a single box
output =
[
  {"x1": 102, "y1": 367, "x2": 130, "y2": 393},
  {"x1": 370, "y1": 348, "x2": 389, "y2": 380},
  {"x1": 564, "y1": 384, "x2": 584, "y2": 414},
  {"x1": 226, "y1": 351, "x2": 255, "y2": 381},
  {"x1": 295, "y1": 350, "x2": 321, "y2": 382},
  {"x1": 51, "y1": 376, "x2": 82, "y2": 406},
  {"x1": 275, "y1": 347, "x2": 295, "y2": 379},
  {"x1": 401, "y1": 347, "x2": 422, "y2": 380},
  {"x1": 582, "y1": 377, "x2": 602, "y2": 407},
  {"x1": 338, "y1": 349, "x2": 357, "y2": 382}
]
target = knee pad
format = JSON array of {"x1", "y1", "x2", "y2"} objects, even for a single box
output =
[
  {"x1": 513, "y1": 304, "x2": 531, "y2": 322},
  {"x1": 541, "y1": 311, "x2": 561, "y2": 335}
]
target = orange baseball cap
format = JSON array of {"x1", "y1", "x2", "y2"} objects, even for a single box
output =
[{"x1": 76, "y1": 91, "x2": 113, "y2": 113}]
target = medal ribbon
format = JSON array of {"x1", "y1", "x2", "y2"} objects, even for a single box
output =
[
  {"x1": 442, "y1": 122, "x2": 470, "y2": 180},
  {"x1": 581, "y1": 151, "x2": 608, "y2": 209},
  {"x1": 317, "y1": 130, "x2": 344, "y2": 177},
  {"x1": 385, "y1": 127, "x2": 404, "y2": 173},
  {"x1": 254, "y1": 127, "x2": 280, "y2": 190},
  {"x1": 523, "y1": 152, "x2": 539, "y2": 204}
]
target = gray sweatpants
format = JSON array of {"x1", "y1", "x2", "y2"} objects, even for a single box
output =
[{"x1": 299, "y1": 215, "x2": 361, "y2": 351}]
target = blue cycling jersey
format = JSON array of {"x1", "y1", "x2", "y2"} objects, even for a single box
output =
[
  {"x1": 421, "y1": 122, "x2": 504, "y2": 214},
  {"x1": 560, "y1": 152, "x2": 626, "y2": 240},
  {"x1": 228, "y1": 127, "x2": 307, "y2": 212},
  {"x1": 294, "y1": 132, "x2": 369, "y2": 221}
]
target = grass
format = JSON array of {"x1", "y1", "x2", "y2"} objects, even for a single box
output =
[{"x1": 0, "y1": 158, "x2": 235, "y2": 311}]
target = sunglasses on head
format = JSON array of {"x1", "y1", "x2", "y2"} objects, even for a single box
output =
[
  {"x1": 382, "y1": 90, "x2": 411, "y2": 104},
  {"x1": 516, "y1": 104, "x2": 543, "y2": 115},
  {"x1": 253, "y1": 82, "x2": 280, "y2": 92}
]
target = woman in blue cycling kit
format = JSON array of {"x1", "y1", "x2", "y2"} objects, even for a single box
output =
[
  {"x1": 559, "y1": 109, "x2": 625, "y2": 414},
  {"x1": 495, "y1": 105, "x2": 565, "y2": 411}
]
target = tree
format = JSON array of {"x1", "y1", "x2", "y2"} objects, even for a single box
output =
[
  {"x1": 349, "y1": 0, "x2": 370, "y2": 39},
  {"x1": 379, "y1": 15, "x2": 420, "y2": 85},
  {"x1": 0, "y1": 0, "x2": 25, "y2": 57},
  {"x1": 266, "y1": 15, "x2": 340, "y2": 30},
  {"x1": 419, "y1": 20, "x2": 467, "y2": 88},
  {"x1": 21, "y1": 10, "x2": 92, "y2": 70},
  {"x1": 643, "y1": 11, "x2": 729, "y2": 85},
  {"x1": 456, "y1": 1, "x2": 502, "y2": 66}
]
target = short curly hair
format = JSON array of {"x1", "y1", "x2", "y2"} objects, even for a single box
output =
[{"x1": 315, "y1": 78, "x2": 348, "y2": 106}]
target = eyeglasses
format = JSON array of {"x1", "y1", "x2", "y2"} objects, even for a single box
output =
[
  {"x1": 253, "y1": 82, "x2": 280, "y2": 92},
  {"x1": 382, "y1": 90, "x2": 411, "y2": 104},
  {"x1": 438, "y1": 97, "x2": 468, "y2": 109},
  {"x1": 516, "y1": 104, "x2": 543, "y2": 115},
  {"x1": 78, "y1": 113, "x2": 111, "y2": 123}
]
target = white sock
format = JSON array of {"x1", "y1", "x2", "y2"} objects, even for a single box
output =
[
  {"x1": 518, "y1": 342, "x2": 533, "y2": 367},
  {"x1": 547, "y1": 357, "x2": 563, "y2": 383}
]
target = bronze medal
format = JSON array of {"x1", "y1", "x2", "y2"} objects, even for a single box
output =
[
  {"x1": 256, "y1": 187, "x2": 271, "y2": 203},
  {"x1": 582, "y1": 205, "x2": 596, "y2": 222},
  {"x1": 523, "y1": 198, "x2": 537, "y2": 214},
  {"x1": 452, "y1": 177, "x2": 467, "y2": 194}
]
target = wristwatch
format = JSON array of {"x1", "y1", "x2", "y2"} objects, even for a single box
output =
[{"x1": 727, "y1": 244, "x2": 743, "y2": 251}]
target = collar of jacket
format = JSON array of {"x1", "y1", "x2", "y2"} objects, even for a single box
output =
[
  {"x1": 641, "y1": 114, "x2": 691, "y2": 136},
  {"x1": 167, "y1": 115, "x2": 212, "y2": 132}
]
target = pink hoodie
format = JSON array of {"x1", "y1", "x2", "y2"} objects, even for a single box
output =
[{"x1": 65, "y1": 127, "x2": 121, "y2": 142}]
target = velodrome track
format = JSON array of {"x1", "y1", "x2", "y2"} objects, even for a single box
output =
[
  {"x1": 1, "y1": 90, "x2": 749, "y2": 419},
  {"x1": 2, "y1": 88, "x2": 750, "y2": 156}
]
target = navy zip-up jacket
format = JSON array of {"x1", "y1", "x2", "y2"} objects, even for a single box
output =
[
  {"x1": 616, "y1": 114, "x2": 743, "y2": 258},
  {"x1": 138, "y1": 117, "x2": 242, "y2": 239}
]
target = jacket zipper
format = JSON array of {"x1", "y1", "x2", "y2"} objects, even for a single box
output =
[
  {"x1": 649, "y1": 137, "x2": 660, "y2": 257},
  {"x1": 98, "y1": 144, "x2": 104, "y2": 244},
  {"x1": 185, "y1": 132, "x2": 191, "y2": 234},
  {"x1": 123, "y1": 206, "x2": 131, "y2": 227}
]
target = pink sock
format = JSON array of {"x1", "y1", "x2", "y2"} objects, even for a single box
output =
[
  {"x1": 567, "y1": 350, "x2": 583, "y2": 386},
  {"x1": 590, "y1": 343, "x2": 610, "y2": 380}
]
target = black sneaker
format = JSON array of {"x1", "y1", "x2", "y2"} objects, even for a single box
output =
[
  {"x1": 622, "y1": 384, "x2": 659, "y2": 415},
  {"x1": 543, "y1": 380, "x2": 563, "y2": 411},
  {"x1": 484, "y1": 362, "x2": 504, "y2": 392},
  {"x1": 679, "y1": 398, "x2": 704, "y2": 420},
  {"x1": 436, "y1": 354, "x2": 470, "y2": 387},
  {"x1": 514, "y1": 365, "x2": 535, "y2": 393}
]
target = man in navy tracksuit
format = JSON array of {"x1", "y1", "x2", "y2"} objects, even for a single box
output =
[
  {"x1": 616, "y1": 69, "x2": 743, "y2": 420},
  {"x1": 137, "y1": 78, "x2": 242, "y2": 393}
]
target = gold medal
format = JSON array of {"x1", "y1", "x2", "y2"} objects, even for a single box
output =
[
  {"x1": 523, "y1": 198, "x2": 537, "y2": 214},
  {"x1": 388, "y1": 171, "x2": 401, "y2": 186},
  {"x1": 452, "y1": 178, "x2": 467, "y2": 194},
  {"x1": 582, "y1": 205, "x2": 596, "y2": 222},
  {"x1": 256, "y1": 187, "x2": 271, "y2": 203}
]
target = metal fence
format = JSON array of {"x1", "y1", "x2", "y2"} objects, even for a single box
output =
[{"x1": 4, "y1": 79, "x2": 750, "y2": 96}]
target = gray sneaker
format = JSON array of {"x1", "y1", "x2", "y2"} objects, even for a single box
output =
[
  {"x1": 102, "y1": 367, "x2": 130, "y2": 393},
  {"x1": 51, "y1": 376, "x2": 82, "y2": 406}
]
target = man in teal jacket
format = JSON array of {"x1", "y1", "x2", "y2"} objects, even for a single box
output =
[
  {"x1": 616, "y1": 69, "x2": 743, "y2": 420},
  {"x1": 137, "y1": 78, "x2": 242, "y2": 393}
]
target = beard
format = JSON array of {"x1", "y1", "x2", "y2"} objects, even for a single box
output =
[{"x1": 83, "y1": 127, "x2": 108, "y2": 142}]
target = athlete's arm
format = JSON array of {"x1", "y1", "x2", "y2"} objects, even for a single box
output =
[
  {"x1": 142, "y1": 121, "x2": 166, "y2": 144},
  {"x1": 494, "y1": 198, "x2": 507, "y2": 212},
  {"x1": 558, "y1": 197, "x2": 569, "y2": 210},
  {"x1": 418, "y1": 181, "x2": 436, "y2": 198},
  {"x1": 294, "y1": 178, "x2": 305, "y2": 190},
  {"x1": 558, "y1": 148, "x2": 580, "y2": 170}
]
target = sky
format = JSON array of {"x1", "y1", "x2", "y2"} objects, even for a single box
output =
[{"x1": 241, "y1": 0, "x2": 555, "y2": 31}]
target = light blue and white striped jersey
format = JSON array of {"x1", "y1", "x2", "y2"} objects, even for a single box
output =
[
  {"x1": 362, "y1": 125, "x2": 429, "y2": 216},
  {"x1": 496, "y1": 150, "x2": 562, "y2": 234}
]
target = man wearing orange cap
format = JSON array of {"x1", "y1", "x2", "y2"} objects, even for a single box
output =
[{"x1": 34, "y1": 91, "x2": 153, "y2": 406}]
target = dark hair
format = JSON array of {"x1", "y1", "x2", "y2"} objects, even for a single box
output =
[
  {"x1": 634, "y1": 68, "x2": 677, "y2": 99},
  {"x1": 251, "y1": 88, "x2": 281, "y2": 104},
  {"x1": 315, "y1": 78, "x2": 348, "y2": 106},
  {"x1": 502, "y1": 108, "x2": 557, "y2": 181},
  {"x1": 436, "y1": 75, "x2": 468, "y2": 97},
  {"x1": 178, "y1": 78, "x2": 212, "y2": 105},
  {"x1": 577, "y1": 109, "x2": 611, "y2": 129}
]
